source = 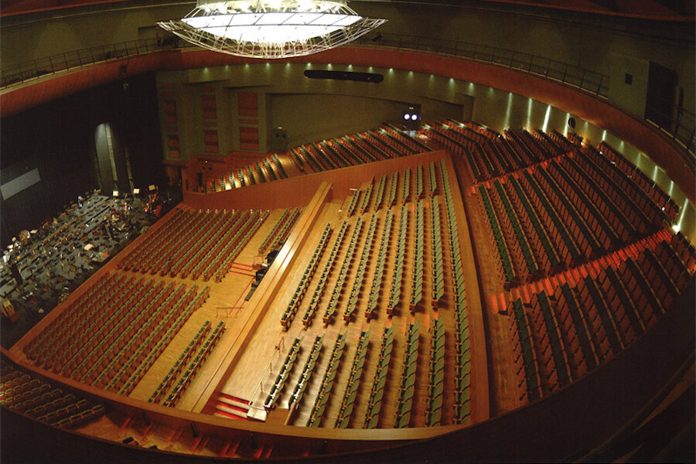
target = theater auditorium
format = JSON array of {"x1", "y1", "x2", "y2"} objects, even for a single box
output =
[{"x1": 0, "y1": 1, "x2": 694, "y2": 462}]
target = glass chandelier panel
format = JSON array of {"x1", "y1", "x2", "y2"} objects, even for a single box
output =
[{"x1": 158, "y1": 0, "x2": 386, "y2": 59}]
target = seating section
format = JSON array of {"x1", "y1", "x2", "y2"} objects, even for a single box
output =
[
  {"x1": 207, "y1": 126, "x2": 429, "y2": 192},
  {"x1": 324, "y1": 218, "x2": 364, "y2": 324},
  {"x1": 162, "y1": 321, "x2": 225, "y2": 407},
  {"x1": 394, "y1": 322, "x2": 419, "y2": 428},
  {"x1": 149, "y1": 321, "x2": 212, "y2": 404},
  {"x1": 24, "y1": 273, "x2": 210, "y2": 396},
  {"x1": 425, "y1": 318, "x2": 446, "y2": 426},
  {"x1": 265, "y1": 337, "x2": 302, "y2": 409},
  {"x1": 424, "y1": 120, "x2": 564, "y2": 182},
  {"x1": 467, "y1": 128, "x2": 676, "y2": 288},
  {"x1": 302, "y1": 222, "x2": 350, "y2": 328},
  {"x1": 289, "y1": 336, "x2": 323, "y2": 408},
  {"x1": 258, "y1": 208, "x2": 302, "y2": 256},
  {"x1": 307, "y1": 334, "x2": 346, "y2": 427},
  {"x1": 281, "y1": 224, "x2": 332, "y2": 329},
  {"x1": 119, "y1": 207, "x2": 269, "y2": 282},
  {"x1": 344, "y1": 214, "x2": 379, "y2": 321},
  {"x1": 509, "y1": 236, "x2": 694, "y2": 402},
  {"x1": 0, "y1": 359, "x2": 105, "y2": 429},
  {"x1": 366, "y1": 210, "x2": 394, "y2": 319},
  {"x1": 363, "y1": 327, "x2": 394, "y2": 428},
  {"x1": 335, "y1": 331, "x2": 370, "y2": 428},
  {"x1": 209, "y1": 153, "x2": 289, "y2": 193}
]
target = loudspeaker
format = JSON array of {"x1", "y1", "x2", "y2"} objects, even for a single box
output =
[{"x1": 270, "y1": 127, "x2": 288, "y2": 152}]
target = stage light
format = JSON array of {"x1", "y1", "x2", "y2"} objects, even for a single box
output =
[
  {"x1": 404, "y1": 114, "x2": 411, "y2": 120},
  {"x1": 158, "y1": 1, "x2": 386, "y2": 59},
  {"x1": 410, "y1": 114, "x2": 418, "y2": 121}
]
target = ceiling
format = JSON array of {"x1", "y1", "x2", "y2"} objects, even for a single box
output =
[{"x1": 0, "y1": 0, "x2": 694, "y2": 20}]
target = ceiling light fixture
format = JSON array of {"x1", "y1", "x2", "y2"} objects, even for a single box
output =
[{"x1": 158, "y1": 0, "x2": 386, "y2": 59}]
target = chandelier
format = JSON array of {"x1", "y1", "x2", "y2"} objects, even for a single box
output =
[{"x1": 158, "y1": 0, "x2": 386, "y2": 59}]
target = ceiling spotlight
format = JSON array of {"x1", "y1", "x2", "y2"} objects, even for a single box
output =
[
  {"x1": 404, "y1": 114, "x2": 411, "y2": 121},
  {"x1": 410, "y1": 114, "x2": 418, "y2": 121},
  {"x1": 158, "y1": 0, "x2": 386, "y2": 59}
]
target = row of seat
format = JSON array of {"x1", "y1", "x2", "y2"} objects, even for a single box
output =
[
  {"x1": 431, "y1": 197, "x2": 445, "y2": 303},
  {"x1": 302, "y1": 222, "x2": 350, "y2": 328},
  {"x1": 440, "y1": 160, "x2": 472, "y2": 423},
  {"x1": 409, "y1": 200, "x2": 425, "y2": 309},
  {"x1": 323, "y1": 217, "x2": 364, "y2": 324},
  {"x1": 359, "y1": 179, "x2": 374, "y2": 214},
  {"x1": 363, "y1": 327, "x2": 394, "y2": 428},
  {"x1": 416, "y1": 165, "x2": 424, "y2": 199},
  {"x1": 149, "y1": 321, "x2": 211, "y2": 404},
  {"x1": 281, "y1": 224, "x2": 332, "y2": 329},
  {"x1": 307, "y1": 334, "x2": 346, "y2": 427},
  {"x1": 264, "y1": 337, "x2": 302, "y2": 410},
  {"x1": 366, "y1": 209, "x2": 394, "y2": 319},
  {"x1": 258, "y1": 208, "x2": 290, "y2": 255},
  {"x1": 1, "y1": 360, "x2": 105, "y2": 429},
  {"x1": 429, "y1": 161, "x2": 438, "y2": 197},
  {"x1": 344, "y1": 214, "x2": 379, "y2": 322},
  {"x1": 162, "y1": 321, "x2": 225, "y2": 407},
  {"x1": 402, "y1": 168, "x2": 412, "y2": 204},
  {"x1": 387, "y1": 206, "x2": 409, "y2": 315},
  {"x1": 394, "y1": 322, "x2": 420, "y2": 428},
  {"x1": 288, "y1": 336, "x2": 323, "y2": 408},
  {"x1": 478, "y1": 185, "x2": 516, "y2": 283},
  {"x1": 425, "y1": 318, "x2": 446, "y2": 426},
  {"x1": 346, "y1": 189, "x2": 360, "y2": 217},
  {"x1": 334, "y1": 331, "x2": 369, "y2": 428},
  {"x1": 264, "y1": 208, "x2": 302, "y2": 254},
  {"x1": 387, "y1": 171, "x2": 399, "y2": 207},
  {"x1": 381, "y1": 124, "x2": 432, "y2": 153},
  {"x1": 373, "y1": 175, "x2": 387, "y2": 211}
]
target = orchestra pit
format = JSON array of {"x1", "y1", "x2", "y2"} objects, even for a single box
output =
[{"x1": 0, "y1": 1, "x2": 694, "y2": 463}]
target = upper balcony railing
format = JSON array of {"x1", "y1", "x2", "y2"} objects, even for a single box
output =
[{"x1": 1, "y1": 32, "x2": 693, "y2": 158}]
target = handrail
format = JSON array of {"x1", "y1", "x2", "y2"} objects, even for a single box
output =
[{"x1": 1, "y1": 32, "x2": 692, "y2": 157}]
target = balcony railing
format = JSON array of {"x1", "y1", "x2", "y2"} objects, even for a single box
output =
[{"x1": 2, "y1": 32, "x2": 693, "y2": 159}]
